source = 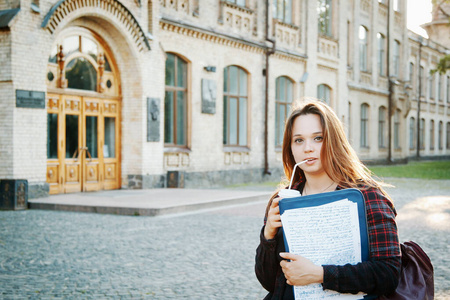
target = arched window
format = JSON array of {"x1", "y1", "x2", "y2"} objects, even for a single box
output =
[
  {"x1": 165, "y1": 53, "x2": 188, "y2": 146},
  {"x1": 409, "y1": 117, "x2": 416, "y2": 150},
  {"x1": 223, "y1": 65, "x2": 248, "y2": 146},
  {"x1": 359, "y1": 26, "x2": 368, "y2": 72},
  {"x1": 317, "y1": 84, "x2": 331, "y2": 105},
  {"x1": 275, "y1": 76, "x2": 294, "y2": 147},
  {"x1": 378, "y1": 106, "x2": 386, "y2": 148},
  {"x1": 48, "y1": 31, "x2": 115, "y2": 93},
  {"x1": 360, "y1": 104, "x2": 369, "y2": 148}
]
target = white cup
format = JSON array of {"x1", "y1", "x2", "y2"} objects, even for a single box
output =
[{"x1": 278, "y1": 189, "x2": 301, "y2": 198}]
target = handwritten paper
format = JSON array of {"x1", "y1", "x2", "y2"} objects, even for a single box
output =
[{"x1": 280, "y1": 199, "x2": 365, "y2": 300}]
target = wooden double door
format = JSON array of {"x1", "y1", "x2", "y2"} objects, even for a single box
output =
[{"x1": 46, "y1": 94, "x2": 121, "y2": 194}]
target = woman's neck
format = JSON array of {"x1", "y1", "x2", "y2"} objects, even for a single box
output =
[{"x1": 304, "y1": 173, "x2": 337, "y2": 195}]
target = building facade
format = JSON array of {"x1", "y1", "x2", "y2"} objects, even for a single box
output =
[{"x1": 0, "y1": 0, "x2": 449, "y2": 198}]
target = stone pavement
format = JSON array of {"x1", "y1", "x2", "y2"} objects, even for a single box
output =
[
  {"x1": 27, "y1": 188, "x2": 272, "y2": 216},
  {"x1": 0, "y1": 178, "x2": 449, "y2": 299}
]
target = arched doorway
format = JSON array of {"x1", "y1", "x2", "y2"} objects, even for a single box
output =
[{"x1": 46, "y1": 27, "x2": 121, "y2": 194}]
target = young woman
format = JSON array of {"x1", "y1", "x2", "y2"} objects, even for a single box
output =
[{"x1": 255, "y1": 100, "x2": 401, "y2": 299}]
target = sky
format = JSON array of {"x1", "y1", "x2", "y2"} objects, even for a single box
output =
[{"x1": 407, "y1": 0, "x2": 433, "y2": 37}]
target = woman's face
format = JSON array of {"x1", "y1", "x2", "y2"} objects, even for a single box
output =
[{"x1": 290, "y1": 114, "x2": 326, "y2": 176}]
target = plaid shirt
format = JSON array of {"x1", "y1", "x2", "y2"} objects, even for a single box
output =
[{"x1": 255, "y1": 182, "x2": 401, "y2": 300}]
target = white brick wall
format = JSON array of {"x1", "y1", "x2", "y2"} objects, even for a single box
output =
[{"x1": 0, "y1": 0, "x2": 448, "y2": 192}]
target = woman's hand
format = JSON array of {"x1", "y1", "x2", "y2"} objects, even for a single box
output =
[
  {"x1": 264, "y1": 197, "x2": 282, "y2": 240},
  {"x1": 280, "y1": 252, "x2": 324, "y2": 286}
]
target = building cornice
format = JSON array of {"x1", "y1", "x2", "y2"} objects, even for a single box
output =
[
  {"x1": 160, "y1": 17, "x2": 308, "y2": 63},
  {"x1": 347, "y1": 82, "x2": 389, "y2": 96}
]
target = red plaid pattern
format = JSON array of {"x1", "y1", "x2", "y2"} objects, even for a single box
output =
[{"x1": 255, "y1": 183, "x2": 401, "y2": 299}]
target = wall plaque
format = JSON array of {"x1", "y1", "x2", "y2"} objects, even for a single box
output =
[
  {"x1": 201, "y1": 79, "x2": 217, "y2": 114},
  {"x1": 147, "y1": 97, "x2": 160, "y2": 142},
  {"x1": 16, "y1": 90, "x2": 45, "y2": 109}
]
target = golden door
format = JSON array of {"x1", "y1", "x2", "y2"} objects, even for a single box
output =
[{"x1": 46, "y1": 94, "x2": 120, "y2": 194}]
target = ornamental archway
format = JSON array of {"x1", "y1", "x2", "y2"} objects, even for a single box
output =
[{"x1": 46, "y1": 27, "x2": 121, "y2": 194}]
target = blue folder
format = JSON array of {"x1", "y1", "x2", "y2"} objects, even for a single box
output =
[{"x1": 279, "y1": 188, "x2": 374, "y2": 300}]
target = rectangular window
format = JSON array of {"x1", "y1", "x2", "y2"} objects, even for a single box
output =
[
  {"x1": 273, "y1": 0, "x2": 292, "y2": 23},
  {"x1": 394, "y1": 110, "x2": 400, "y2": 149},
  {"x1": 429, "y1": 74, "x2": 435, "y2": 100},
  {"x1": 318, "y1": 0, "x2": 332, "y2": 36},
  {"x1": 47, "y1": 113, "x2": 58, "y2": 159},
  {"x1": 378, "y1": 107, "x2": 386, "y2": 148},
  {"x1": 420, "y1": 66, "x2": 425, "y2": 97},
  {"x1": 430, "y1": 120, "x2": 435, "y2": 150},
  {"x1": 419, "y1": 118, "x2": 425, "y2": 150},
  {"x1": 224, "y1": 66, "x2": 248, "y2": 147},
  {"x1": 377, "y1": 33, "x2": 385, "y2": 76},
  {"x1": 438, "y1": 121, "x2": 443, "y2": 150},
  {"x1": 104, "y1": 117, "x2": 115, "y2": 158},
  {"x1": 393, "y1": 40, "x2": 400, "y2": 77},
  {"x1": 393, "y1": 0, "x2": 399, "y2": 11},
  {"x1": 275, "y1": 77, "x2": 293, "y2": 147},
  {"x1": 438, "y1": 74, "x2": 442, "y2": 101},
  {"x1": 164, "y1": 53, "x2": 187, "y2": 146},
  {"x1": 65, "y1": 115, "x2": 79, "y2": 158},
  {"x1": 228, "y1": 0, "x2": 246, "y2": 7},
  {"x1": 359, "y1": 26, "x2": 368, "y2": 72},
  {"x1": 447, "y1": 122, "x2": 450, "y2": 150},
  {"x1": 409, "y1": 117, "x2": 415, "y2": 150},
  {"x1": 86, "y1": 116, "x2": 98, "y2": 158},
  {"x1": 360, "y1": 104, "x2": 369, "y2": 148},
  {"x1": 447, "y1": 76, "x2": 450, "y2": 103}
]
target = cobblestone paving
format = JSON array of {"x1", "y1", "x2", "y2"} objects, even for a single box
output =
[{"x1": 0, "y1": 178, "x2": 449, "y2": 299}]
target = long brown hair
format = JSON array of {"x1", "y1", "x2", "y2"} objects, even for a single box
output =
[{"x1": 269, "y1": 99, "x2": 391, "y2": 208}]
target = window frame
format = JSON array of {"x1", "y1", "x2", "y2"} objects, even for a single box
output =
[
  {"x1": 223, "y1": 65, "x2": 249, "y2": 148},
  {"x1": 359, "y1": 26, "x2": 368, "y2": 72},
  {"x1": 273, "y1": 0, "x2": 293, "y2": 24},
  {"x1": 227, "y1": 0, "x2": 246, "y2": 7},
  {"x1": 393, "y1": 40, "x2": 400, "y2": 77},
  {"x1": 377, "y1": 33, "x2": 385, "y2": 76},
  {"x1": 447, "y1": 76, "x2": 450, "y2": 103},
  {"x1": 409, "y1": 117, "x2": 416, "y2": 150},
  {"x1": 360, "y1": 103, "x2": 369, "y2": 148},
  {"x1": 317, "y1": 0, "x2": 333, "y2": 37},
  {"x1": 394, "y1": 109, "x2": 401, "y2": 149},
  {"x1": 447, "y1": 122, "x2": 450, "y2": 150},
  {"x1": 317, "y1": 84, "x2": 331, "y2": 105},
  {"x1": 378, "y1": 106, "x2": 387, "y2": 148},
  {"x1": 275, "y1": 76, "x2": 294, "y2": 147},
  {"x1": 420, "y1": 118, "x2": 425, "y2": 150},
  {"x1": 420, "y1": 66, "x2": 425, "y2": 97},
  {"x1": 430, "y1": 119, "x2": 435, "y2": 150},
  {"x1": 164, "y1": 53, "x2": 189, "y2": 147}
]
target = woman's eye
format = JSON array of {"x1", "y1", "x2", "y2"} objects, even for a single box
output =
[
  {"x1": 314, "y1": 136, "x2": 323, "y2": 142},
  {"x1": 294, "y1": 138, "x2": 303, "y2": 143}
]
